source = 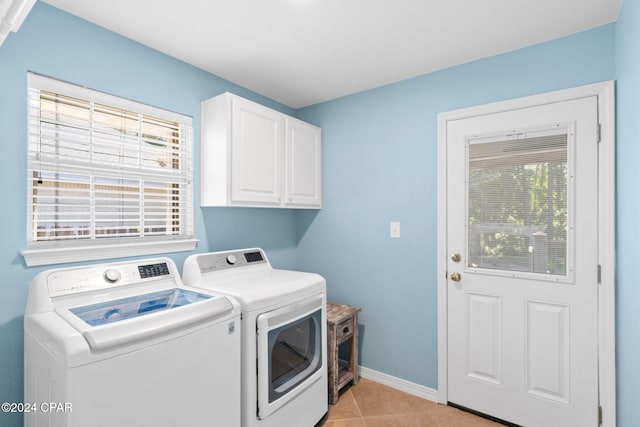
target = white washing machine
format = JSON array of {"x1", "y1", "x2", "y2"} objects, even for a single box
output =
[
  {"x1": 183, "y1": 248, "x2": 328, "y2": 427},
  {"x1": 24, "y1": 257, "x2": 241, "y2": 427}
]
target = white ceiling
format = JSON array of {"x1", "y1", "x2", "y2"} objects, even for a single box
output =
[{"x1": 42, "y1": 0, "x2": 621, "y2": 109}]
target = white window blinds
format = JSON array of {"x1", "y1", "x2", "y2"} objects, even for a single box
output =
[
  {"x1": 467, "y1": 129, "x2": 569, "y2": 276},
  {"x1": 24, "y1": 73, "x2": 195, "y2": 265}
]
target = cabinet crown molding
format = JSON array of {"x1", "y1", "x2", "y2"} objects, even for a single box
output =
[{"x1": 0, "y1": 0, "x2": 36, "y2": 46}]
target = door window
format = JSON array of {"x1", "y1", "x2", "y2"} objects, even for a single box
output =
[{"x1": 467, "y1": 128, "x2": 570, "y2": 277}]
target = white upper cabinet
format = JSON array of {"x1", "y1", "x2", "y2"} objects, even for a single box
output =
[
  {"x1": 285, "y1": 117, "x2": 322, "y2": 207},
  {"x1": 200, "y1": 92, "x2": 322, "y2": 208},
  {"x1": 230, "y1": 96, "x2": 283, "y2": 205}
]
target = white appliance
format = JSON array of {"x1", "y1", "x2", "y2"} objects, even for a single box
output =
[
  {"x1": 24, "y1": 257, "x2": 241, "y2": 427},
  {"x1": 183, "y1": 248, "x2": 328, "y2": 427}
]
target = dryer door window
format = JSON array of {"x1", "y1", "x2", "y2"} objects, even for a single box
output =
[
  {"x1": 256, "y1": 294, "x2": 324, "y2": 419},
  {"x1": 269, "y1": 309, "x2": 321, "y2": 400}
]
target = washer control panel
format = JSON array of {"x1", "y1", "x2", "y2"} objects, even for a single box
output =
[
  {"x1": 196, "y1": 249, "x2": 267, "y2": 274},
  {"x1": 47, "y1": 260, "x2": 174, "y2": 298},
  {"x1": 138, "y1": 262, "x2": 171, "y2": 279}
]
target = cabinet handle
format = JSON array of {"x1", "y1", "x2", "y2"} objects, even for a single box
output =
[{"x1": 343, "y1": 327, "x2": 350, "y2": 334}]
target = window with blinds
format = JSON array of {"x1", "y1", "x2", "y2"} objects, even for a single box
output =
[
  {"x1": 24, "y1": 73, "x2": 195, "y2": 266},
  {"x1": 467, "y1": 128, "x2": 570, "y2": 277}
]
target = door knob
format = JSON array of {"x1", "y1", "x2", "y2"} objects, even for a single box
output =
[
  {"x1": 451, "y1": 252, "x2": 462, "y2": 263},
  {"x1": 450, "y1": 272, "x2": 461, "y2": 282}
]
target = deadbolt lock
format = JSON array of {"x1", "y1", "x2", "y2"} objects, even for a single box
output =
[
  {"x1": 450, "y1": 272, "x2": 461, "y2": 282},
  {"x1": 451, "y1": 252, "x2": 462, "y2": 263}
]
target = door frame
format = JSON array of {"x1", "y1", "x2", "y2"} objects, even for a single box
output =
[{"x1": 436, "y1": 81, "x2": 616, "y2": 426}]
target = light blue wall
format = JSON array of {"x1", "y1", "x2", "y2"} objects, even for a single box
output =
[
  {"x1": 0, "y1": 4, "x2": 300, "y2": 426},
  {"x1": 296, "y1": 24, "x2": 615, "y2": 391},
  {"x1": 614, "y1": 0, "x2": 640, "y2": 425}
]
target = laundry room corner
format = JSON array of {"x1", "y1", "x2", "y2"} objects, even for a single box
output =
[
  {"x1": 0, "y1": 4, "x2": 300, "y2": 426},
  {"x1": 293, "y1": 23, "x2": 615, "y2": 397}
]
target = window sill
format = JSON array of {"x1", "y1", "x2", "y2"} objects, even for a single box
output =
[{"x1": 21, "y1": 238, "x2": 199, "y2": 267}]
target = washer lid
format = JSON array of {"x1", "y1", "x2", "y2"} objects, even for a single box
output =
[
  {"x1": 69, "y1": 288, "x2": 211, "y2": 327},
  {"x1": 56, "y1": 289, "x2": 234, "y2": 352}
]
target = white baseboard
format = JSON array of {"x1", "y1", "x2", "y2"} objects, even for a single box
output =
[{"x1": 358, "y1": 366, "x2": 439, "y2": 403}]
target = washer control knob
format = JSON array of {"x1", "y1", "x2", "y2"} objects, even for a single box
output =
[
  {"x1": 103, "y1": 269, "x2": 121, "y2": 283},
  {"x1": 226, "y1": 254, "x2": 237, "y2": 265}
]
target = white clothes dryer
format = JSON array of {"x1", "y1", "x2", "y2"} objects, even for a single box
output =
[
  {"x1": 24, "y1": 257, "x2": 241, "y2": 427},
  {"x1": 183, "y1": 248, "x2": 328, "y2": 427}
]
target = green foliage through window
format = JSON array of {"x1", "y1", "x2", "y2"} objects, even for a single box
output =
[{"x1": 467, "y1": 132, "x2": 568, "y2": 275}]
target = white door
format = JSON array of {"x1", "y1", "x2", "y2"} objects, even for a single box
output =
[
  {"x1": 284, "y1": 117, "x2": 322, "y2": 208},
  {"x1": 231, "y1": 96, "x2": 283, "y2": 205},
  {"x1": 446, "y1": 96, "x2": 599, "y2": 426}
]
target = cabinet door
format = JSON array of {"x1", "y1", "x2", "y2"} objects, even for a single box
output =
[
  {"x1": 231, "y1": 97, "x2": 283, "y2": 205},
  {"x1": 285, "y1": 118, "x2": 322, "y2": 208}
]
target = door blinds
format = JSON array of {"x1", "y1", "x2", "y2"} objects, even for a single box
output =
[
  {"x1": 467, "y1": 129, "x2": 569, "y2": 276},
  {"x1": 26, "y1": 73, "x2": 194, "y2": 249}
]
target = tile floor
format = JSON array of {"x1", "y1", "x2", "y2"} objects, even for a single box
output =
[{"x1": 322, "y1": 378, "x2": 503, "y2": 427}]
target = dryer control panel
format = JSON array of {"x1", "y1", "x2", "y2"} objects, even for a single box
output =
[{"x1": 196, "y1": 249, "x2": 268, "y2": 274}]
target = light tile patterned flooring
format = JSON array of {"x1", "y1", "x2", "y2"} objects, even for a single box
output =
[{"x1": 323, "y1": 378, "x2": 503, "y2": 427}]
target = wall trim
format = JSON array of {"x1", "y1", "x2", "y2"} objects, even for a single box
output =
[
  {"x1": 358, "y1": 366, "x2": 439, "y2": 403},
  {"x1": 436, "y1": 81, "x2": 616, "y2": 426}
]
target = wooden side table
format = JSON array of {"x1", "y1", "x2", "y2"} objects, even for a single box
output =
[{"x1": 326, "y1": 302, "x2": 362, "y2": 404}]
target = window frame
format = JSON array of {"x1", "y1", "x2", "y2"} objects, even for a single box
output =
[{"x1": 21, "y1": 73, "x2": 197, "y2": 266}]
